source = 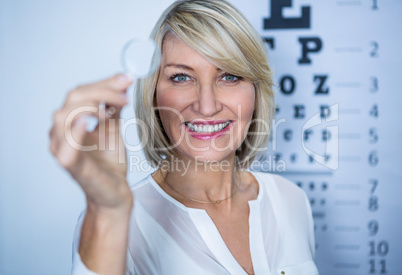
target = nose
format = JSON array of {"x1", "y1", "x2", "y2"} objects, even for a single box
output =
[{"x1": 192, "y1": 83, "x2": 223, "y2": 117}]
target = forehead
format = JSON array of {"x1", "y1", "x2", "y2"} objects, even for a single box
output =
[{"x1": 161, "y1": 34, "x2": 215, "y2": 68}]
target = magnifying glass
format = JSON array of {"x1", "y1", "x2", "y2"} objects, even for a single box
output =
[
  {"x1": 121, "y1": 38, "x2": 161, "y2": 79},
  {"x1": 85, "y1": 38, "x2": 161, "y2": 132}
]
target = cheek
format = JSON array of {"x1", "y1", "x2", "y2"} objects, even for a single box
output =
[
  {"x1": 156, "y1": 86, "x2": 185, "y2": 138},
  {"x1": 156, "y1": 80, "x2": 191, "y2": 110},
  {"x1": 156, "y1": 99, "x2": 177, "y2": 137},
  {"x1": 156, "y1": 83, "x2": 171, "y2": 108}
]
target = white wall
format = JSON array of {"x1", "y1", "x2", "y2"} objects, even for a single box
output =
[
  {"x1": 0, "y1": 1, "x2": 173, "y2": 274},
  {"x1": 1, "y1": 0, "x2": 401, "y2": 274}
]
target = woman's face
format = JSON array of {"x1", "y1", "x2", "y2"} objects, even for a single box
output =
[{"x1": 156, "y1": 35, "x2": 255, "y2": 164}]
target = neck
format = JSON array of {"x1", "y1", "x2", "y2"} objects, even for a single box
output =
[{"x1": 157, "y1": 154, "x2": 241, "y2": 208}]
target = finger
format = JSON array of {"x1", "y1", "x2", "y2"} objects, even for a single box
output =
[
  {"x1": 96, "y1": 74, "x2": 132, "y2": 91},
  {"x1": 54, "y1": 74, "x2": 132, "y2": 150},
  {"x1": 76, "y1": 74, "x2": 132, "y2": 95},
  {"x1": 104, "y1": 104, "x2": 124, "y2": 119},
  {"x1": 56, "y1": 116, "x2": 89, "y2": 171},
  {"x1": 49, "y1": 125, "x2": 58, "y2": 156},
  {"x1": 99, "y1": 107, "x2": 123, "y2": 141},
  {"x1": 52, "y1": 107, "x2": 96, "y2": 151},
  {"x1": 63, "y1": 87, "x2": 129, "y2": 109}
]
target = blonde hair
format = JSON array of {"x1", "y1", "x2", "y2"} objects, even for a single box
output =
[{"x1": 135, "y1": 0, "x2": 275, "y2": 169}]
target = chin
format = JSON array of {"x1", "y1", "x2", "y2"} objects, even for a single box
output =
[{"x1": 182, "y1": 148, "x2": 237, "y2": 165}]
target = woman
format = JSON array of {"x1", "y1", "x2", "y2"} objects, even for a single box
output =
[{"x1": 49, "y1": 0, "x2": 319, "y2": 274}]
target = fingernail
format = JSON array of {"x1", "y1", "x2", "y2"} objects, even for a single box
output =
[{"x1": 118, "y1": 74, "x2": 131, "y2": 84}]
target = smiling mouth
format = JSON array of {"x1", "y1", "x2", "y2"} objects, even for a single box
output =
[{"x1": 184, "y1": 120, "x2": 232, "y2": 133}]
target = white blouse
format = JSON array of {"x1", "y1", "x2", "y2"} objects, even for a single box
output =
[{"x1": 72, "y1": 171, "x2": 319, "y2": 275}]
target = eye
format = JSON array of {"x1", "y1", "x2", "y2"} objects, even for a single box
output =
[
  {"x1": 222, "y1": 73, "x2": 241, "y2": 82},
  {"x1": 171, "y1": 73, "x2": 191, "y2": 82}
]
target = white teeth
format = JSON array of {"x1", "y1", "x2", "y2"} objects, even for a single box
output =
[{"x1": 186, "y1": 121, "x2": 231, "y2": 133}]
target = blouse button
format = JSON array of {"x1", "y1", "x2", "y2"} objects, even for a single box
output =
[{"x1": 281, "y1": 272, "x2": 285, "y2": 275}]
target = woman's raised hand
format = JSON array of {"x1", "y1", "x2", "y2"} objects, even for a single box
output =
[{"x1": 49, "y1": 74, "x2": 133, "y2": 212}]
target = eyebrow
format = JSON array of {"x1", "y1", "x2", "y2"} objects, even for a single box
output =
[
  {"x1": 164, "y1": 63, "x2": 223, "y2": 72},
  {"x1": 164, "y1": 63, "x2": 194, "y2": 71}
]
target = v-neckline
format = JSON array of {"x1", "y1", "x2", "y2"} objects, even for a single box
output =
[{"x1": 148, "y1": 171, "x2": 271, "y2": 275}]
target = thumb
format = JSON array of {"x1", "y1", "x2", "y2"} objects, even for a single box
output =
[{"x1": 103, "y1": 104, "x2": 125, "y2": 133}]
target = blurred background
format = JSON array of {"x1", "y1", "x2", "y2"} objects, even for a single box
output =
[{"x1": 0, "y1": 0, "x2": 401, "y2": 274}]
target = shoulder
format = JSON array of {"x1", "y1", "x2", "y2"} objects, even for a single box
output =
[
  {"x1": 251, "y1": 171, "x2": 311, "y2": 222},
  {"x1": 251, "y1": 171, "x2": 307, "y2": 202},
  {"x1": 251, "y1": 171, "x2": 316, "y2": 257}
]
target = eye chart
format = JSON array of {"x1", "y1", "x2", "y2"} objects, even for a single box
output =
[{"x1": 231, "y1": 0, "x2": 402, "y2": 274}]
